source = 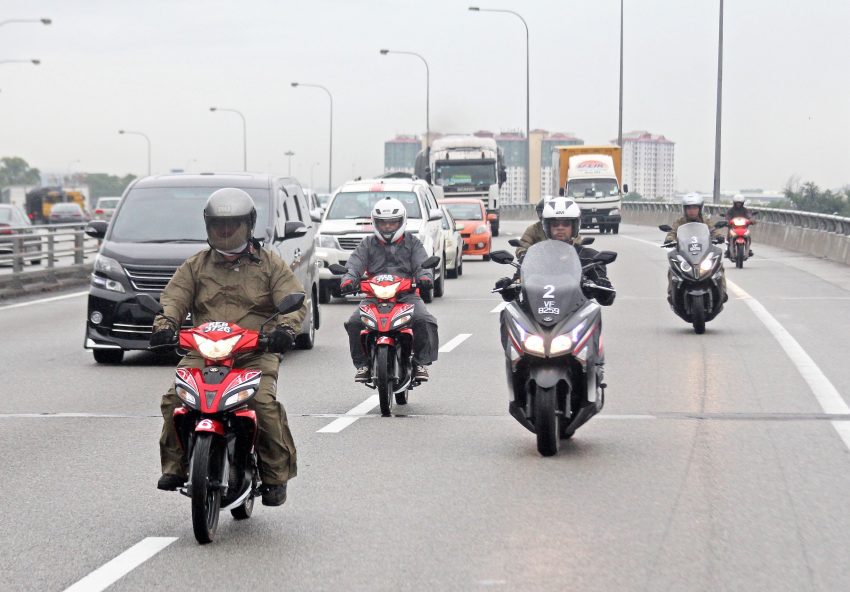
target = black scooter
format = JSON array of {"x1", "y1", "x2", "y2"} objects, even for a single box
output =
[{"x1": 491, "y1": 240, "x2": 616, "y2": 456}]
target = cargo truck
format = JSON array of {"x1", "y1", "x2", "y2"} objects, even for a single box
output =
[
  {"x1": 415, "y1": 136, "x2": 507, "y2": 236},
  {"x1": 552, "y1": 145, "x2": 627, "y2": 234}
]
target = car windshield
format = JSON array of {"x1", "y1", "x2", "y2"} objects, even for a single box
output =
[
  {"x1": 566, "y1": 179, "x2": 620, "y2": 198},
  {"x1": 109, "y1": 186, "x2": 270, "y2": 242},
  {"x1": 442, "y1": 202, "x2": 483, "y2": 221},
  {"x1": 325, "y1": 191, "x2": 421, "y2": 219},
  {"x1": 97, "y1": 198, "x2": 120, "y2": 209},
  {"x1": 434, "y1": 162, "x2": 496, "y2": 189}
]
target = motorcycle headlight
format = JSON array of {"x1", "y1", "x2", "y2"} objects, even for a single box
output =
[
  {"x1": 392, "y1": 314, "x2": 412, "y2": 328},
  {"x1": 193, "y1": 334, "x2": 241, "y2": 360},
  {"x1": 676, "y1": 255, "x2": 692, "y2": 273},
  {"x1": 224, "y1": 388, "x2": 255, "y2": 408},
  {"x1": 360, "y1": 314, "x2": 377, "y2": 329},
  {"x1": 550, "y1": 334, "x2": 573, "y2": 355},
  {"x1": 176, "y1": 386, "x2": 197, "y2": 406},
  {"x1": 318, "y1": 235, "x2": 339, "y2": 249},
  {"x1": 474, "y1": 225, "x2": 488, "y2": 235},
  {"x1": 371, "y1": 282, "x2": 400, "y2": 300},
  {"x1": 699, "y1": 254, "x2": 716, "y2": 274},
  {"x1": 523, "y1": 334, "x2": 546, "y2": 355}
]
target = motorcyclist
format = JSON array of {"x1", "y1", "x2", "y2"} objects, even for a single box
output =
[
  {"x1": 725, "y1": 194, "x2": 756, "y2": 257},
  {"x1": 340, "y1": 196, "x2": 440, "y2": 383},
  {"x1": 150, "y1": 188, "x2": 306, "y2": 507},
  {"x1": 515, "y1": 197, "x2": 586, "y2": 261},
  {"x1": 497, "y1": 197, "x2": 615, "y2": 306}
]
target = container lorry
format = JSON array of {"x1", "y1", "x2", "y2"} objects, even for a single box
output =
[
  {"x1": 415, "y1": 135, "x2": 507, "y2": 236},
  {"x1": 552, "y1": 145, "x2": 626, "y2": 234}
]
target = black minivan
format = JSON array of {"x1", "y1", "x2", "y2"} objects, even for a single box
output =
[{"x1": 83, "y1": 173, "x2": 321, "y2": 364}]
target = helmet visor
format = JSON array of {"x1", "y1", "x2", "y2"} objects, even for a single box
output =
[
  {"x1": 206, "y1": 215, "x2": 250, "y2": 251},
  {"x1": 375, "y1": 216, "x2": 403, "y2": 240},
  {"x1": 544, "y1": 218, "x2": 579, "y2": 241}
]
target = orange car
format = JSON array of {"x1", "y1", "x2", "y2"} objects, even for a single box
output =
[{"x1": 439, "y1": 198, "x2": 493, "y2": 260}]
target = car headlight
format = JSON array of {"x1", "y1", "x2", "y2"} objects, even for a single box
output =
[
  {"x1": 224, "y1": 388, "x2": 255, "y2": 408},
  {"x1": 360, "y1": 314, "x2": 377, "y2": 329},
  {"x1": 94, "y1": 254, "x2": 123, "y2": 275},
  {"x1": 318, "y1": 235, "x2": 339, "y2": 249},
  {"x1": 90, "y1": 274, "x2": 126, "y2": 293},
  {"x1": 549, "y1": 334, "x2": 573, "y2": 355},
  {"x1": 176, "y1": 386, "x2": 197, "y2": 406},
  {"x1": 193, "y1": 334, "x2": 241, "y2": 360},
  {"x1": 523, "y1": 334, "x2": 546, "y2": 355},
  {"x1": 392, "y1": 314, "x2": 412, "y2": 328},
  {"x1": 474, "y1": 225, "x2": 488, "y2": 235},
  {"x1": 610, "y1": 208, "x2": 620, "y2": 216}
]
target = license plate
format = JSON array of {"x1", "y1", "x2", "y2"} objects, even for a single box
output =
[{"x1": 591, "y1": 218, "x2": 597, "y2": 224}]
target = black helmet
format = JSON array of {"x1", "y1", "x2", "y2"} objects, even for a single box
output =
[{"x1": 203, "y1": 188, "x2": 257, "y2": 252}]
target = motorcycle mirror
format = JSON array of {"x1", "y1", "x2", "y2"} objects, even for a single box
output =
[
  {"x1": 580, "y1": 237, "x2": 595, "y2": 245},
  {"x1": 489, "y1": 250, "x2": 515, "y2": 265},
  {"x1": 507, "y1": 238, "x2": 521, "y2": 247},
  {"x1": 421, "y1": 255, "x2": 440, "y2": 269},
  {"x1": 137, "y1": 293, "x2": 162, "y2": 314},
  {"x1": 658, "y1": 224, "x2": 673, "y2": 232},
  {"x1": 714, "y1": 220, "x2": 728, "y2": 228},
  {"x1": 594, "y1": 251, "x2": 617, "y2": 264},
  {"x1": 328, "y1": 263, "x2": 348, "y2": 275},
  {"x1": 277, "y1": 292, "x2": 306, "y2": 315}
]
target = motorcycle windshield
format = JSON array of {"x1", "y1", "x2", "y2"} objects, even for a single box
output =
[
  {"x1": 520, "y1": 240, "x2": 586, "y2": 327},
  {"x1": 677, "y1": 222, "x2": 711, "y2": 266}
]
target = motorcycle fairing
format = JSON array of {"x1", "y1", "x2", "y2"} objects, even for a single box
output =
[
  {"x1": 182, "y1": 368, "x2": 261, "y2": 414},
  {"x1": 520, "y1": 241, "x2": 587, "y2": 327},
  {"x1": 676, "y1": 222, "x2": 712, "y2": 267}
]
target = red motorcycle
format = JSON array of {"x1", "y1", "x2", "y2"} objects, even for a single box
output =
[
  {"x1": 140, "y1": 292, "x2": 304, "y2": 544},
  {"x1": 727, "y1": 216, "x2": 754, "y2": 268},
  {"x1": 330, "y1": 256, "x2": 438, "y2": 416}
]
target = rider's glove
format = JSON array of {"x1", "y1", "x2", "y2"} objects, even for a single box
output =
[
  {"x1": 267, "y1": 326, "x2": 297, "y2": 354},
  {"x1": 149, "y1": 327, "x2": 176, "y2": 347},
  {"x1": 494, "y1": 276, "x2": 514, "y2": 290},
  {"x1": 339, "y1": 278, "x2": 358, "y2": 295},
  {"x1": 417, "y1": 276, "x2": 433, "y2": 291}
]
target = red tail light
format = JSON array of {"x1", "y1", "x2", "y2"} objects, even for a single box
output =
[
  {"x1": 95, "y1": 209, "x2": 104, "y2": 214},
  {"x1": 0, "y1": 223, "x2": 11, "y2": 235}
]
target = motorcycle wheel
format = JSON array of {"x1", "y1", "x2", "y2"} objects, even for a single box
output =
[
  {"x1": 191, "y1": 433, "x2": 222, "y2": 544},
  {"x1": 395, "y1": 389, "x2": 409, "y2": 406},
  {"x1": 376, "y1": 345, "x2": 394, "y2": 417},
  {"x1": 736, "y1": 246, "x2": 744, "y2": 269},
  {"x1": 230, "y1": 476, "x2": 255, "y2": 520},
  {"x1": 691, "y1": 294, "x2": 706, "y2": 335},
  {"x1": 534, "y1": 386, "x2": 559, "y2": 457}
]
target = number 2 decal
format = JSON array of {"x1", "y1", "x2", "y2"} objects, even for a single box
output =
[{"x1": 542, "y1": 285, "x2": 555, "y2": 299}]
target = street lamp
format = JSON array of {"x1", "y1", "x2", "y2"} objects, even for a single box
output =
[
  {"x1": 209, "y1": 106, "x2": 247, "y2": 171},
  {"x1": 0, "y1": 18, "x2": 51, "y2": 27},
  {"x1": 469, "y1": 6, "x2": 530, "y2": 202},
  {"x1": 380, "y1": 49, "x2": 430, "y2": 149},
  {"x1": 285, "y1": 150, "x2": 295, "y2": 176},
  {"x1": 712, "y1": 0, "x2": 724, "y2": 204},
  {"x1": 292, "y1": 82, "x2": 333, "y2": 193},
  {"x1": 0, "y1": 59, "x2": 41, "y2": 65},
  {"x1": 118, "y1": 130, "x2": 152, "y2": 176}
]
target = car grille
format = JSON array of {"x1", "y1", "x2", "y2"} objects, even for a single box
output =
[
  {"x1": 123, "y1": 264, "x2": 178, "y2": 291},
  {"x1": 338, "y1": 236, "x2": 365, "y2": 250}
]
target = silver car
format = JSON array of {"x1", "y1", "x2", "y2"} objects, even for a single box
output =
[
  {"x1": 441, "y1": 207, "x2": 463, "y2": 278},
  {"x1": 93, "y1": 196, "x2": 121, "y2": 221}
]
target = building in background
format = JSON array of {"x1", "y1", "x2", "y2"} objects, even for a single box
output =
[
  {"x1": 495, "y1": 130, "x2": 527, "y2": 205},
  {"x1": 619, "y1": 131, "x2": 675, "y2": 200},
  {"x1": 383, "y1": 135, "x2": 422, "y2": 175}
]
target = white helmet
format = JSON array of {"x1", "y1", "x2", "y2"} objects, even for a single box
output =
[
  {"x1": 541, "y1": 197, "x2": 581, "y2": 241},
  {"x1": 682, "y1": 192, "x2": 704, "y2": 217},
  {"x1": 371, "y1": 197, "x2": 407, "y2": 244},
  {"x1": 732, "y1": 194, "x2": 746, "y2": 207}
]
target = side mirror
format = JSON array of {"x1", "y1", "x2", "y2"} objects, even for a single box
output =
[
  {"x1": 280, "y1": 221, "x2": 308, "y2": 241},
  {"x1": 328, "y1": 263, "x2": 348, "y2": 275},
  {"x1": 424, "y1": 169, "x2": 432, "y2": 184},
  {"x1": 277, "y1": 292, "x2": 305, "y2": 315},
  {"x1": 455, "y1": 222, "x2": 464, "y2": 231},
  {"x1": 486, "y1": 213, "x2": 497, "y2": 222},
  {"x1": 490, "y1": 250, "x2": 515, "y2": 264},
  {"x1": 84, "y1": 220, "x2": 108, "y2": 239},
  {"x1": 137, "y1": 293, "x2": 162, "y2": 315},
  {"x1": 508, "y1": 238, "x2": 521, "y2": 247},
  {"x1": 594, "y1": 250, "x2": 617, "y2": 264},
  {"x1": 714, "y1": 220, "x2": 728, "y2": 228},
  {"x1": 658, "y1": 224, "x2": 673, "y2": 232},
  {"x1": 429, "y1": 208, "x2": 443, "y2": 222},
  {"x1": 623, "y1": 183, "x2": 629, "y2": 194},
  {"x1": 309, "y1": 208, "x2": 323, "y2": 223},
  {"x1": 558, "y1": 187, "x2": 565, "y2": 197},
  {"x1": 580, "y1": 237, "x2": 595, "y2": 245},
  {"x1": 421, "y1": 255, "x2": 440, "y2": 269}
]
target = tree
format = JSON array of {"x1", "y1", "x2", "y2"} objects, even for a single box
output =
[
  {"x1": 0, "y1": 157, "x2": 41, "y2": 187},
  {"x1": 623, "y1": 192, "x2": 644, "y2": 202},
  {"x1": 783, "y1": 180, "x2": 850, "y2": 216},
  {"x1": 84, "y1": 173, "x2": 137, "y2": 200}
]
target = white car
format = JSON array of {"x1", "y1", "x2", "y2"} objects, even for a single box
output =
[
  {"x1": 316, "y1": 178, "x2": 446, "y2": 303},
  {"x1": 441, "y1": 207, "x2": 463, "y2": 278}
]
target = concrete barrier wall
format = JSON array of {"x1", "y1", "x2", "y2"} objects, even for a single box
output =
[{"x1": 622, "y1": 202, "x2": 850, "y2": 266}]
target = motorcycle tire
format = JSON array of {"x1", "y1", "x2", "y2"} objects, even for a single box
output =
[
  {"x1": 191, "y1": 433, "x2": 222, "y2": 544},
  {"x1": 736, "y1": 247, "x2": 744, "y2": 269},
  {"x1": 395, "y1": 389, "x2": 409, "y2": 406},
  {"x1": 691, "y1": 294, "x2": 706, "y2": 335},
  {"x1": 534, "y1": 386, "x2": 559, "y2": 457},
  {"x1": 376, "y1": 345, "x2": 394, "y2": 417},
  {"x1": 230, "y1": 476, "x2": 255, "y2": 520}
]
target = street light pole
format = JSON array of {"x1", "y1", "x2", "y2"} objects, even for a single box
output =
[
  {"x1": 0, "y1": 18, "x2": 51, "y2": 28},
  {"x1": 380, "y1": 49, "x2": 430, "y2": 149},
  {"x1": 618, "y1": 0, "x2": 624, "y2": 148},
  {"x1": 285, "y1": 151, "x2": 295, "y2": 176},
  {"x1": 209, "y1": 107, "x2": 247, "y2": 171},
  {"x1": 292, "y1": 82, "x2": 333, "y2": 192},
  {"x1": 469, "y1": 7, "x2": 530, "y2": 203},
  {"x1": 118, "y1": 130, "x2": 152, "y2": 176},
  {"x1": 712, "y1": 0, "x2": 724, "y2": 205}
]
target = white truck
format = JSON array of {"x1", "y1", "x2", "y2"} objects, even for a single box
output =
[
  {"x1": 552, "y1": 146, "x2": 626, "y2": 234},
  {"x1": 415, "y1": 136, "x2": 507, "y2": 236}
]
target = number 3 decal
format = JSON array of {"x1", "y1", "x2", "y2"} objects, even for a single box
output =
[{"x1": 542, "y1": 285, "x2": 555, "y2": 299}]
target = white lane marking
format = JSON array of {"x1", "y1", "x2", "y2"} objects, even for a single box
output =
[
  {"x1": 439, "y1": 333, "x2": 472, "y2": 353},
  {"x1": 63, "y1": 537, "x2": 177, "y2": 592},
  {"x1": 317, "y1": 394, "x2": 379, "y2": 433},
  {"x1": 622, "y1": 234, "x2": 850, "y2": 449},
  {"x1": 0, "y1": 290, "x2": 88, "y2": 312},
  {"x1": 490, "y1": 302, "x2": 507, "y2": 313}
]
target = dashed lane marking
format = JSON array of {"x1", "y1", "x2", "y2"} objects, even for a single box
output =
[
  {"x1": 490, "y1": 302, "x2": 507, "y2": 313},
  {"x1": 63, "y1": 537, "x2": 177, "y2": 592},
  {"x1": 317, "y1": 395, "x2": 379, "y2": 433},
  {"x1": 438, "y1": 333, "x2": 472, "y2": 352}
]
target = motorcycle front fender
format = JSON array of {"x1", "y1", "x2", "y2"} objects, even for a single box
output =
[
  {"x1": 529, "y1": 364, "x2": 569, "y2": 390},
  {"x1": 195, "y1": 418, "x2": 225, "y2": 436}
]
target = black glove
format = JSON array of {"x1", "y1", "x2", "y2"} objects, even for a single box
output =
[
  {"x1": 494, "y1": 276, "x2": 514, "y2": 290},
  {"x1": 417, "y1": 276, "x2": 433, "y2": 291},
  {"x1": 150, "y1": 327, "x2": 176, "y2": 348},
  {"x1": 267, "y1": 326, "x2": 297, "y2": 354},
  {"x1": 339, "y1": 278, "x2": 358, "y2": 295}
]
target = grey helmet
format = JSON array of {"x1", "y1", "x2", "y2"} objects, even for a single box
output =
[{"x1": 203, "y1": 187, "x2": 257, "y2": 253}]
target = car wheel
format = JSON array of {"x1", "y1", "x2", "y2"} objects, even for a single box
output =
[
  {"x1": 295, "y1": 297, "x2": 317, "y2": 350},
  {"x1": 446, "y1": 250, "x2": 458, "y2": 279},
  {"x1": 434, "y1": 257, "x2": 445, "y2": 297},
  {"x1": 93, "y1": 349, "x2": 124, "y2": 364},
  {"x1": 457, "y1": 250, "x2": 463, "y2": 276}
]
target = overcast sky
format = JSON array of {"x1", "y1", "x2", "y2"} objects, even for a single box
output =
[{"x1": 1, "y1": 0, "x2": 848, "y2": 193}]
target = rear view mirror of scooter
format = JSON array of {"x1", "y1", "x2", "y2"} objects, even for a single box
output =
[
  {"x1": 507, "y1": 238, "x2": 521, "y2": 247},
  {"x1": 658, "y1": 224, "x2": 673, "y2": 232},
  {"x1": 594, "y1": 251, "x2": 617, "y2": 264},
  {"x1": 714, "y1": 220, "x2": 728, "y2": 228},
  {"x1": 259, "y1": 292, "x2": 306, "y2": 334},
  {"x1": 328, "y1": 263, "x2": 348, "y2": 275},
  {"x1": 137, "y1": 293, "x2": 162, "y2": 315},
  {"x1": 420, "y1": 255, "x2": 440, "y2": 269},
  {"x1": 489, "y1": 250, "x2": 515, "y2": 265}
]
